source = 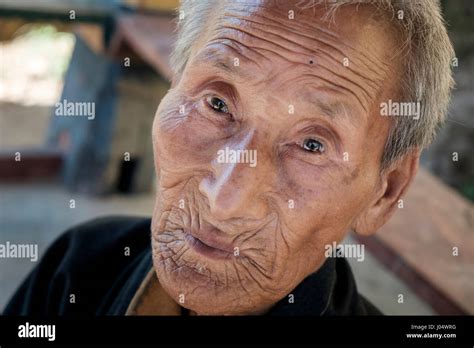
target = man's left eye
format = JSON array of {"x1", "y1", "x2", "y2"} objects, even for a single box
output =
[
  {"x1": 302, "y1": 138, "x2": 325, "y2": 153},
  {"x1": 206, "y1": 96, "x2": 229, "y2": 114}
]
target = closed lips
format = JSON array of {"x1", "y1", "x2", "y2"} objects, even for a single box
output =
[{"x1": 184, "y1": 228, "x2": 235, "y2": 259}]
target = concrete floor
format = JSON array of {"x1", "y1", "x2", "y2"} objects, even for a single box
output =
[{"x1": 0, "y1": 182, "x2": 434, "y2": 314}]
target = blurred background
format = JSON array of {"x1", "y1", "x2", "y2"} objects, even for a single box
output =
[{"x1": 0, "y1": 0, "x2": 472, "y2": 315}]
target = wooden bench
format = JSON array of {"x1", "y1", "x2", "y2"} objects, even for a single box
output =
[
  {"x1": 354, "y1": 168, "x2": 474, "y2": 314},
  {"x1": 108, "y1": 14, "x2": 176, "y2": 81}
]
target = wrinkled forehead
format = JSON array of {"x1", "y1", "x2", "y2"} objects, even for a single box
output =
[
  {"x1": 210, "y1": 0, "x2": 397, "y2": 56},
  {"x1": 192, "y1": 0, "x2": 397, "y2": 79}
]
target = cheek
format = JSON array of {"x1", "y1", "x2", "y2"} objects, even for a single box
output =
[{"x1": 277, "y1": 161, "x2": 366, "y2": 249}]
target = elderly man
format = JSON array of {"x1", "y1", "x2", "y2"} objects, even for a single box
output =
[{"x1": 5, "y1": 0, "x2": 453, "y2": 316}]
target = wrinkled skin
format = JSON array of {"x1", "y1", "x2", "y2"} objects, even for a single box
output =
[{"x1": 151, "y1": 1, "x2": 420, "y2": 315}]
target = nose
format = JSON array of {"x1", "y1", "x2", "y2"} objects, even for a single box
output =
[{"x1": 199, "y1": 131, "x2": 268, "y2": 221}]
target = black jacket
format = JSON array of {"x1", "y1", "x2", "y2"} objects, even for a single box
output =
[{"x1": 4, "y1": 216, "x2": 381, "y2": 316}]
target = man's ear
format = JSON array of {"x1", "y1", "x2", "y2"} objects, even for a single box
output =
[{"x1": 353, "y1": 148, "x2": 421, "y2": 236}]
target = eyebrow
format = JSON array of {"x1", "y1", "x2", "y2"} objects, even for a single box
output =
[
  {"x1": 194, "y1": 52, "x2": 250, "y2": 80},
  {"x1": 212, "y1": 60, "x2": 235, "y2": 74},
  {"x1": 314, "y1": 100, "x2": 349, "y2": 119},
  {"x1": 302, "y1": 92, "x2": 361, "y2": 125}
]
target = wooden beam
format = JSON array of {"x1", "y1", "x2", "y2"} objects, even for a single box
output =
[
  {"x1": 108, "y1": 14, "x2": 176, "y2": 81},
  {"x1": 0, "y1": 0, "x2": 114, "y2": 19}
]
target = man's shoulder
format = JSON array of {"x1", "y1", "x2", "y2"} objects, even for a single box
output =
[
  {"x1": 47, "y1": 216, "x2": 152, "y2": 273},
  {"x1": 332, "y1": 257, "x2": 383, "y2": 315},
  {"x1": 62, "y1": 215, "x2": 151, "y2": 243},
  {"x1": 4, "y1": 216, "x2": 152, "y2": 316},
  {"x1": 58, "y1": 216, "x2": 152, "y2": 257}
]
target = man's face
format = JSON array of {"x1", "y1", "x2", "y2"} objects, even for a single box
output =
[{"x1": 151, "y1": 2, "x2": 396, "y2": 314}]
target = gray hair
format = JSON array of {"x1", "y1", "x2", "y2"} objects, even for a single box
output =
[{"x1": 171, "y1": 0, "x2": 455, "y2": 169}]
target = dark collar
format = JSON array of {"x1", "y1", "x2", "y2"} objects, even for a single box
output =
[{"x1": 267, "y1": 258, "x2": 337, "y2": 315}]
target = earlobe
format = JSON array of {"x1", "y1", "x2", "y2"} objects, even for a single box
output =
[{"x1": 353, "y1": 149, "x2": 421, "y2": 236}]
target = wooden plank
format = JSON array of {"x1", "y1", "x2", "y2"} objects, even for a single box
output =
[
  {"x1": 355, "y1": 168, "x2": 474, "y2": 314},
  {"x1": 0, "y1": 1, "x2": 115, "y2": 32},
  {"x1": 109, "y1": 14, "x2": 176, "y2": 81},
  {"x1": 0, "y1": 0, "x2": 114, "y2": 18},
  {"x1": 354, "y1": 233, "x2": 466, "y2": 315}
]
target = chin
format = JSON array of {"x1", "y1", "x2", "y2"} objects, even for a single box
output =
[{"x1": 152, "y1": 241, "x2": 258, "y2": 314}]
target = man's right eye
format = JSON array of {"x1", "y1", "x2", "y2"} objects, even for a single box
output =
[
  {"x1": 206, "y1": 96, "x2": 230, "y2": 114},
  {"x1": 302, "y1": 138, "x2": 325, "y2": 154}
]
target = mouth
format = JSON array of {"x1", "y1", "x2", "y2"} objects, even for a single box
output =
[{"x1": 184, "y1": 229, "x2": 235, "y2": 260}]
